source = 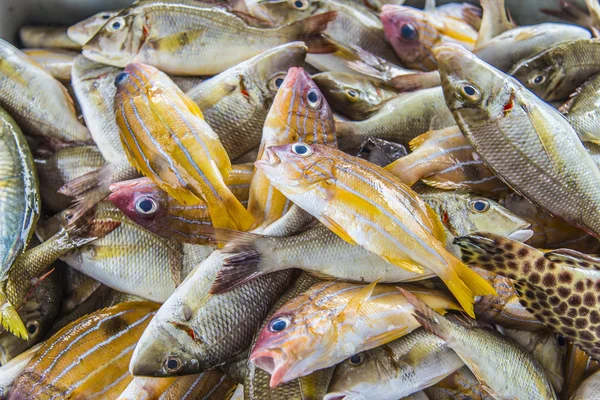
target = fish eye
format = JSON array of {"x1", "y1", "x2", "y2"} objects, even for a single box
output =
[
  {"x1": 529, "y1": 72, "x2": 547, "y2": 86},
  {"x1": 64, "y1": 211, "x2": 74, "y2": 223},
  {"x1": 269, "y1": 73, "x2": 287, "y2": 91},
  {"x1": 345, "y1": 89, "x2": 359, "y2": 102},
  {"x1": 114, "y1": 72, "x2": 129, "y2": 86},
  {"x1": 26, "y1": 321, "x2": 40, "y2": 337},
  {"x1": 165, "y1": 356, "x2": 183, "y2": 373},
  {"x1": 101, "y1": 13, "x2": 112, "y2": 20},
  {"x1": 469, "y1": 199, "x2": 490, "y2": 213},
  {"x1": 291, "y1": 0, "x2": 309, "y2": 10},
  {"x1": 348, "y1": 354, "x2": 363, "y2": 365},
  {"x1": 400, "y1": 23, "x2": 418, "y2": 41},
  {"x1": 460, "y1": 83, "x2": 481, "y2": 102},
  {"x1": 291, "y1": 142, "x2": 313, "y2": 157},
  {"x1": 306, "y1": 88, "x2": 321, "y2": 108},
  {"x1": 135, "y1": 197, "x2": 158, "y2": 215},
  {"x1": 107, "y1": 17, "x2": 125, "y2": 32},
  {"x1": 557, "y1": 335, "x2": 567, "y2": 347},
  {"x1": 269, "y1": 316, "x2": 291, "y2": 333}
]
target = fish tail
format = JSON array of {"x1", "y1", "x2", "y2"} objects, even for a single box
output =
[
  {"x1": 0, "y1": 289, "x2": 27, "y2": 339},
  {"x1": 384, "y1": 153, "x2": 424, "y2": 187},
  {"x1": 284, "y1": 11, "x2": 338, "y2": 53},
  {"x1": 208, "y1": 192, "x2": 255, "y2": 232},
  {"x1": 399, "y1": 288, "x2": 453, "y2": 342},
  {"x1": 390, "y1": 71, "x2": 441, "y2": 92}
]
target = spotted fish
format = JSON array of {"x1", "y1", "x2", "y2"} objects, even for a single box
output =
[{"x1": 456, "y1": 232, "x2": 600, "y2": 360}]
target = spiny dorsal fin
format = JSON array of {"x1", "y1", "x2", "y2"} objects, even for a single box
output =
[{"x1": 544, "y1": 248, "x2": 600, "y2": 270}]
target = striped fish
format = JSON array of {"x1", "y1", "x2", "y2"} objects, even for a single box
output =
[
  {"x1": 249, "y1": 281, "x2": 462, "y2": 388},
  {"x1": 248, "y1": 67, "x2": 337, "y2": 230},
  {"x1": 109, "y1": 164, "x2": 253, "y2": 244},
  {"x1": 385, "y1": 126, "x2": 508, "y2": 197},
  {"x1": 115, "y1": 63, "x2": 254, "y2": 232},
  {"x1": 9, "y1": 302, "x2": 159, "y2": 400},
  {"x1": 255, "y1": 143, "x2": 496, "y2": 317}
]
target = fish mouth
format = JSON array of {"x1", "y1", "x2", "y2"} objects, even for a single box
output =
[
  {"x1": 432, "y1": 43, "x2": 467, "y2": 62},
  {"x1": 507, "y1": 229, "x2": 534, "y2": 242},
  {"x1": 255, "y1": 148, "x2": 282, "y2": 172},
  {"x1": 323, "y1": 393, "x2": 347, "y2": 400},
  {"x1": 249, "y1": 349, "x2": 291, "y2": 388}
]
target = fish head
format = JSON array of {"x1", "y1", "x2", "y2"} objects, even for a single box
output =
[
  {"x1": 68, "y1": 11, "x2": 118, "y2": 46},
  {"x1": 509, "y1": 49, "x2": 565, "y2": 101},
  {"x1": 35, "y1": 209, "x2": 75, "y2": 241},
  {"x1": 108, "y1": 178, "x2": 169, "y2": 234},
  {"x1": 380, "y1": 5, "x2": 440, "y2": 71},
  {"x1": 325, "y1": 350, "x2": 389, "y2": 400},
  {"x1": 248, "y1": 0, "x2": 320, "y2": 25},
  {"x1": 82, "y1": 10, "x2": 140, "y2": 67},
  {"x1": 434, "y1": 43, "x2": 510, "y2": 118},
  {"x1": 255, "y1": 143, "x2": 335, "y2": 193}
]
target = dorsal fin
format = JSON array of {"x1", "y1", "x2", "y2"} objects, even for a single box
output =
[{"x1": 544, "y1": 248, "x2": 600, "y2": 270}]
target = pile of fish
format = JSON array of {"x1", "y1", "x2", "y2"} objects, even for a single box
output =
[{"x1": 4, "y1": 0, "x2": 600, "y2": 398}]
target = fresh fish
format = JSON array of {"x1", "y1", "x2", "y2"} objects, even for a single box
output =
[
  {"x1": 475, "y1": 0, "x2": 514, "y2": 47},
  {"x1": 325, "y1": 328, "x2": 464, "y2": 400},
  {"x1": 255, "y1": 142, "x2": 495, "y2": 316},
  {"x1": 108, "y1": 164, "x2": 253, "y2": 244},
  {"x1": 313, "y1": 72, "x2": 398, "y2": 120},
  {"x1": 67, "y1": 11, "x2": 118, "y2": 45},
  {"x1": 83, "y1": 2, "x2": 335, "y2": 75},
  {"x1": 62, "y1": 268, "x2": 102, "y2": 313},
  {"x1": 0, "y1": 39, "x2": 91, "y2": 148},
  {"x1": 457, "y1": 232, "x2": 600, "y2": 360},
  {"x1": 560, "y1": 74, "x2": 600, "y2": 144},
  {"x1": 384, "y1": 126, "x2": 508, "y2": 196},
  {"x1": 563, "y1": 344, "x2": 600, "y2": 400},
  {"x1": 116, "y1": 370, "x2": 236, "y2": 400},
  {"x1": 9, "y1": 302, "x2": 159, "y2": 400},
  {"x1": 509, "y1": 39, "x2": 600, "y2": 102},
  {"x1": 571, "y1": 368, "x2": 600, "y2": 399},
  {"x1": 402, "y1": 289, "x2": 558, "y2": 400},
  {"x1": 380, "y1": 4, "x2": 478, "y2": 71},
  {"x1": 0, "y1": 343, "x2": 41, "y2": 398},
  {"x1": 186, "y1": 42, "x2": 307, "y2": 161},
  {"x1": 115, "y1": 63, "x2": 254, "y2": 231},
  {"x1": 249, "y1": 281, "x2": 461, "y2": 387},
  {"x1": 21, "y1": 49, "x2": 77, "y2": 81},
  {"x1": 35, "y1": 146, "x2": 105, "y2": 212},
  {"x1": 18, "y1": 26, "x2": 80, "y2": 50},
  {"x1": 248, "y1": 67, "x2": 337, "y2": 229},
  {"x1": 335, "y1": 87, "x2": 456, "y2": 153},
  {"x1": 0, "y1": 266, "x2": 62, "y2": 365},
  {"x1": 424, "y1": 366, "x2": 493, "y2": 400},
  {"x1": 244, "y1": 272, "x2": 334, "y2": 400},
  {"x1": 436, "y1": 43, "x2": 600, "y2": 239},
  {"x1": 0, "y1": 107, "x2": 40, "y2": 340}
]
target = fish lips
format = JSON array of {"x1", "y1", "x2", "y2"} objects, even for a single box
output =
[
  {"x1": 249, "y1": 347, "x2": 294, "y2": 388},
  {"x1": 254, "y1": 147, "x2": 282, "y2": 175}
]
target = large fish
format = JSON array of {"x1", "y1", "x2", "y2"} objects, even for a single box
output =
[
  {"x1": 83, "y1": 2, "x2": 335, "y2": 75},
  {"x1": 435, "y1": 43, "x2": 600, "y2": 239},
  {"x1": 255, "y1": 142, "x2": 495, "y2": 316},
  {"x1": 115, "y1": 63, "x2": 254, "y2": 231}
]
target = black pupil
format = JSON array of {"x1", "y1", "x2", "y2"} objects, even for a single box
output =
[
  {"x1": 102, "y1": 14, "x2": 110, "y2": 19},
  {"x1": 294, "y1": 145, "x2": 308, "y2": 155},
  {"x1": 348, "y1": 90, "x2": 357, "y2": 97},
  {"x1": 271, "y1": 319, "x2": 287, "y2": 331},
  {"x1": 167, "y1": 359, "x2": 179, "y2": 370},
  {"x1": 463, "y1": 85, "x2": 476, "y2": 96},
  {"x1": 350, "y1": 355, "x2": 361, "y2": 364},
  {"x1": 27, "y1": 324, "x2": 37, "y2": 334},
  {"x1": 474, "y1": 201, "x2": 486, "y2": 211},
  {"x1": 400, "y1": 24, "x2": 417, "y2": 40},
  {"x1": 307, "y1": 91, "x2": 319, "y2": 103},
  {"x1": 294, "y1": 0, "x2": 304, "y2": 7},
  {"x1": 275, "y1": 78, "x2": 284, "y2": 87},
  {"x1": 114, "y1": 72, "x2": 128, "y2": 86},
  {"x1": 138, "y1": 199, "x2": 154, "y2": 213},
  {"x1": 112, "y1": 21, "x2": 121, "y2": 29},
  {"x1": 558, "y1": 336, "x2": 566, "y2": 346},
  {"x1": 534, "y1": 75, "x2": 544, "y2": 84}
]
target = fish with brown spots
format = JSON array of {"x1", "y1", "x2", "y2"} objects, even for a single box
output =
[{"x1": 456, "y1": 232, "x2": 600, "y2": 360}]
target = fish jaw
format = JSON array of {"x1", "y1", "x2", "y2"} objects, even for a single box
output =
[
  {"x1": 249, "y1": 348, "x2": 295, "y2": 388},
  {"x1": 82, "y1": 48, "x2": 130, "y2": 68}
]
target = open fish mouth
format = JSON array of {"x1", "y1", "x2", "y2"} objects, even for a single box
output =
[
  {"x1": 255, "y1": 147, "x2": 282, "y2": 170},
  {"x1": 249, "y1": 348, "x2": 292, "y2": 388}
]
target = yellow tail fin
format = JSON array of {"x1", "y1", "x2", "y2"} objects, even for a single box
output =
[
  {"x1": 0, "y1": 291, "x2": 27, "y2": 339},
  {"x1": 208, "y1": 194, "x2": 255, "y2": 232}
]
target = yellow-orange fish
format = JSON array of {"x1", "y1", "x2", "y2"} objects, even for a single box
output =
[
  {"x1": 255, "y1": 143, "x2": 496, "y2": 316},
  {"x1": 114, "y1": 63, "x2": 254, "y2": 231}
]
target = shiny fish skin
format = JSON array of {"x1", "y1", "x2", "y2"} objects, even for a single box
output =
[
  {"x1": 572, "y1": 369, "x2": 600, "y2": 400},
  {"x1": 18, "y1": 26, "x2": 81, "y2": 50},
  {"x1": 0, "y1": 343, "x2": 41, "y2": 398},
  {"x1": 0, "y1": 39, "x2": 91, "y2": 148},
  {"x1": 67, "y1": 11, "x2": 118, "y2": 45},
  {"x1": 424, "y1": 366, "x2": 493, "y2": 400},
  {"x1": 21, "y1": 49, "x2": 77, "y2": 81},
  {"x1": 560, "y1": 74, "x2": 600, "y2": 145},
  {"x1": 436, "y1": 43, "x2": 600, "y2": 239},
  {"x1": 186, "y1": 42, "x2": 307, "y2": 161}
]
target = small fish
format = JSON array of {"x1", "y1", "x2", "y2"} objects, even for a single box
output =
[
  {"x1": 249, "y1": 281, "x2": 461, "y2": 387},
  {"x1": 325, "y1": 328, "x2": 464, "y2": 400},
  {"x1": 248, "y1": 67, "x2": 337, "y2": 229},
  {"x1": 475, "y1": 0, "x2": 514, "y2": 47},
  {"x1": 108, "y1": 164, "x2": 253, "y2": 244},
  {"x1": 510, "y1": 39, "x2": 600, "y2": 101},
  {"x1": 402, "y1": 289, "x2": 558, "y2": 400},
  {"x1": 384, "y1": 126, "x2": 508, "y2": 196},
  {"x1": 560, "y1": 74, "x2": 600, "y2": 144},
  {"x1": 380, "y1": 4, "x2": 478, "y2": 71},
  {"x1": 115, "y1": 63, "x2": 254, "y2": 231},
  {"x1": 313, "y1": 72, "x2": 398, "y2": 120},
  {"x1": 571, "y1": 368, "x2": 600, "y2": 399},
  {"x1": 9, "y1": 302, "x2": 159, "y2": 399},
  {"x1": 424, "y1": 366, "x2": 494, "y2": 400},
  {"x1": 457, "y1": 232, "x2": 600, "y2": 360},
  {"x1": 255, "y1": 142, "x2": 495, "y2": 316},
  {"x1": 18, "y1": 26, "x2": 81, "y2": 50},
  {"x1": 0, "y1": 39, "x2": 91, "y2": 148},
  {"x1": 436, "y1": 43, "x2": 600, "y2": 240},
  {"x1": 67, "y1": 11, "x2": 118, "y2": 45},
  {"x1": 21, "y1": 49, "x2": 77, "y2": 81},
  {"x1": 83, "y1": 2, "x2": 334, "y2": 75},
  {"x1": 0, "y1": 343, "x2": 41, "y2": 398}
]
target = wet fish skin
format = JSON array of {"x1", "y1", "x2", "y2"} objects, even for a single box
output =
[
  {"x1": 475, "y1": 0, "x2": 514, "y2": 47},
  {"x1": 186, "y1": 42, "x2": 307, "y2": 161},
  {"x1": 0, "y1": 343, "x2": 41, "y2": 398},
  {"x1": 424, "y1": 366, "x2": 493, "y2": 400},
  {"x1": 67, "y1": 11, "x2": 118, "y2": 45},
  {"x1": 509, "y1": 39, "x2": 600, "y2": 102},
  {"x1": 403, "y1": 289, "x2": 558, "y2": 400},
  {"x1": 571, "y1": 369, "x2": 600, "y2": 400},
  {"x1": 563, "y1": 344, "x2": 600, "y2": 400},
  {"x1": 325, "y1": 328, "x2": 464, "y2": 400},
  {"x1": 560, "y1": 74, "x2": 600, "y2": 145},
  {"x1": 436, "y1": 43, "x2": 600, "y2": 239},
  {"x1": 0, "y1": 39, "x2": 91, "y2": 148},
  {"x1": 21, "y1": 49, "x2": 77, "y2": 81},
  {"x1": 18, "y1": 26, "x2": 81, "y2": 50}
]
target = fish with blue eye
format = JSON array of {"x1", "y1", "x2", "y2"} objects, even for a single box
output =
[
  {"x1": 114, "y1": 71, "x2": 129, "y2": 86},
  {"x1": 269, "y1": 316, "x2": 291, "y2": 332}
]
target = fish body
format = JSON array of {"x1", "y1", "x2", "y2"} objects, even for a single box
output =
[
  {"x1": 424, "y1": 366, "x2": 493, "y2": 400},
  {"x1": 561, "y1": 74, "x2": 600, "y2": 144},
  {"x1": 0, "y1": 343, "x2": 41, "y2": 398},
  {"x1": 9, "y1": 302, "x2": 159, "y2": 400},
  {"x1": 255, "y1": 142, "x2": 495, "y2": 316},
  {"x1": 67, "y1": 11, "x2": 118, "y2": 45},
  {"x1": 18, "y1": 26, "x2": 80, "y2": 50},
  {"x1": 436, "y1": 43, "x2": 600, "y2": 239},
  {"x1": 475, "y1": 0, "x2": 514, "y2": 47},
  {"x1": 325, "y1": 328, "x2": 464, "y2": 400},
  {"x1": 21, "y1": 49, "x2": 77, "y2": 81},
  {"x1": 83, "y1": 2, "x2": 334, "y2": 75},
  {"x1": 186, "y1": 42, "x2": 307, "y2": 161},
  {"x1": 115, "y1": 63, "x2": 254, "y2": 231},
  {"x1": 0, "y1": 39, "x2": 91, "y2": 148},
  {"x1": 572, "y1": 369, "x2": 600, "y2": 400},
  {"x1": 563, "y1": 344, "x2": 600, "y2": 400},
  {"x1": 509, "y1": 39, "x2": 600, "y2": 101},
  {"x1": 249, "y1": 67, "x2": 337, "y2": 229},
  {"x1": 249, "y1": 281, "x2": 461, "y2": 387}
]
